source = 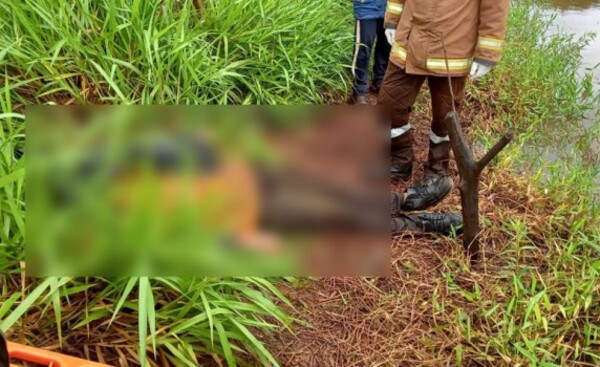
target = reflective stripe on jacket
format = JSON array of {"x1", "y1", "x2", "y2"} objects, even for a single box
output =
[
  {"x1": 354, "y1": 0, "x2": 387, "y2": 20},
  {"x1": 384, "y1": 0, "x2": 509, "y2": 76}
]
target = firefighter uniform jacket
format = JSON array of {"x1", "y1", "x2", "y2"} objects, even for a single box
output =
[{"x1": 384, "y1": 0, "x2": 510, "y2": 76}]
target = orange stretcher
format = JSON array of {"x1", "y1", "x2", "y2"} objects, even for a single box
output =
[{"x1": 1, "y1": 332, "x2": 112, "y2": 367}]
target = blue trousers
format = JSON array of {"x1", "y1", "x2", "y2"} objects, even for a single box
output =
[{"x1": 352, "y1": 18, "x2": 391, "y2": 96}]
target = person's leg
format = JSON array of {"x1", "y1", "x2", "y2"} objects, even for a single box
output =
[
  {"x1": 398, "y1": 75, "x2": 467, "y2": 211},
  {"x1": 371, "y1": 18, "x2": 391, "y2": 93},
  {"x1": 425, "y1": 75, "x2": 467, "y2": 178},
  {"x1": 352, "y1": 19, "x2": 378, "y2": 100},
  {"x1": 377, "y1": 63, "x2": 425, "y2": 180}
]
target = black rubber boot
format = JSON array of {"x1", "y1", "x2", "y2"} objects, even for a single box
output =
[
  {"x1": 391, "y1": 160, "x2": 412, "y2": 181},
  {"x1": 401, "y1": 175, "x2": 453, "y2": 211},
  {"x1": 424, "y1": 139, "x2": 451, "y2": 179},
  {"x1": 391, "y1": 131, "x2": 413, "y2": 181},
  {"x1": 392, "y1": 212, "x2": 463, "y2": 235}
]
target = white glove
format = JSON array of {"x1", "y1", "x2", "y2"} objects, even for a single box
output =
[
  {"x1": 470, "y1": 61, "x2": 492, "y2": 80},
  {"x1": 385, "y1": 28, "x2": 396, "y2": 46}
]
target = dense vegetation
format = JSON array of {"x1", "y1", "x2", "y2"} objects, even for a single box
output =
[
  {"x1": 0, "y1": 0, "x2": 351, "y2": 105},
  {"x1": 0, "y1": 0, "x2": 352, "y2": 366},
  {"x1": 439, "y1": 2, "x2": 600, "y2": 364},
  {"x1": 0, "y1": 0, "x2": 599, "y2": 366}
]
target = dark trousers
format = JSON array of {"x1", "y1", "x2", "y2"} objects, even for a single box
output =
[
  {"x1": 352, "y1": 18, "x2": 391, "y2": 96},
  {"x1": 378, "y1": 63, "x2": 467, "y2": 177}
]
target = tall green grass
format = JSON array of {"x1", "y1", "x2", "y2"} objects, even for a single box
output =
[
  {"x1": 0, "y1": 0, "x2": 353, "y2": 105},
  {"x1": 0, "y1": 84, "x2": 25, "y2": 273},
  {"x1": 2, "y1": 0, "x2": 599, "y2": 366},
  {"x1": 0, "y1": 275, "x2": 294, "y2": 366},
  {"x1": 0, "y1": 102, "x2": 297, "y2": 367},
  {"x1": 1, "y1": 99, "x2": 295, "y2": 366},
  {"x1": 0, "y1": 0, "x2": 354, "y2": 366}
]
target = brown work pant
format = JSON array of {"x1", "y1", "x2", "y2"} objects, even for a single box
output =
[{"x1": 378, "y1": 63, "x2": 467, "y2": 177}]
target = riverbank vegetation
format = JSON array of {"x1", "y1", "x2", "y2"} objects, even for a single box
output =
[
  {"x1": 1, "y1": 0, "x2": 599, "y2": 366},
  {"x1": 266, "y1": 3, "x2": 600, "y2": 365}
]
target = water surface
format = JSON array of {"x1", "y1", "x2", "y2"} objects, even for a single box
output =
[
  {"x1": 528, "y1": 0, "x2": 600, "y2": 194},
  {"x1": 547, "y1": 0, "x2": 600, "y2": 87}
]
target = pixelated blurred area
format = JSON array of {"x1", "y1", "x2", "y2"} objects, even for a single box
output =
[{"x1": 26, "y1": 106, "x2": 390, "y2": 277}]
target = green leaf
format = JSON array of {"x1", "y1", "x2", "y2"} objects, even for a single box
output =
[
  {"x1": 110, "y1": 276, "x2": 138, "y2": 326},
  {"x1": 138, "y1": 277, "x2": 150, "y2": 366},
  {"x1": 200, "y1": 290, "x2": 214, "y2": 346},
  {"x1": 215, "y1": 319, "x2": 236, "y2": 367},
  {"x1": 0, "y1": 278, "x2": 53, "y2": 332},
  {"x1": 231, "y1": 319, "x2": 279, "y2": 367}
]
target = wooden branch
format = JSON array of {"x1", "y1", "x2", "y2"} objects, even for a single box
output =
[
  {"x1": 444, "y1": 111, "x2": 513, "y2": 263},
  {"x1": 476, "y1": 133, "x2": 513, "y2": 175},
  {"x1": 445, "y1": 111, "x2": 476, "y2": 172}
]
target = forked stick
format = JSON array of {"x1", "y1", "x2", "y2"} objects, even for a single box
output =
[
  {"x1": 440, "y1": 34, "x2": 513, "y2": 263},
  {"x1": 444, "y1": 111, "x2": 512, "y2": 262}
]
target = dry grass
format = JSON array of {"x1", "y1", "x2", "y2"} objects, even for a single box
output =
[{"x1": 262, "y1": 90, "x2": 567, "y2": 367}]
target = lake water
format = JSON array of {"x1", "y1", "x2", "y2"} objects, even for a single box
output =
[
  {"x1": 547, "y1": 0, "x2": 600, "y2": 88},
  {"x1": 545, "y1": 0, "x2": 600, "y2": 191}
]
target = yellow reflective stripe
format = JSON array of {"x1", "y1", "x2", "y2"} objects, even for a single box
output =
[
  {"x1": 387, "y1": 2, "x2": 404, "y2": 15},
  {"x1": 478, "y1": 37, "x2": 505, "y2": 51},
  {"x1": 427, "y1": 58, "x2": 472, "y2": 71},
  {"x1": 391, "y1": 43, "x2": 407, "y2": 61},
  {"x1": 391, "y1": 45, "x2": 472, "y2": 72}
]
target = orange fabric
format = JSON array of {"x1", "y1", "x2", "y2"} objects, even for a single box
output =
[
  {"x1": 385, "y1": 0, "x2": 509, "y2": 76},
  {"x1": 115, "y1": 160, "x2": 260, "y2": 238},
  {"x1": 7, "y1": 341, "x2": 112, "y2": 367}
]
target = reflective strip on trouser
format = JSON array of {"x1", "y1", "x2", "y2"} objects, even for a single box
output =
[
  {"x1": 391, "y1": 124, "x2": 411, "y2": 138},
  {"x1": 426, "y1": 58, "x2": 472, "y2": 72},
  {"x1": 477, "y1": 37, "x2": 505, "y2": 51},
  {"x1": 387, "y1": 2, "x2": 404, "y2": 15},
  {"x1": 429, "y1": 130, "x2": 450, "y2": 144}
]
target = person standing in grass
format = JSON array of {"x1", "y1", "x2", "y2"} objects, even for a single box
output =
[
  {"x1": 379, "y1": 0, "x2": 509, "y2": 212},
  {"x1": 352, "y1": 0, "x2": 391, "y2": 105}
]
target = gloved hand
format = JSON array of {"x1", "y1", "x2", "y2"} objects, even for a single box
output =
[
  {"x1": 470, "y1": 61, "x2": 492, "y2": 80},
  {"x1": 385, "y1": 28, "x2": 396, "y2": 46}
]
